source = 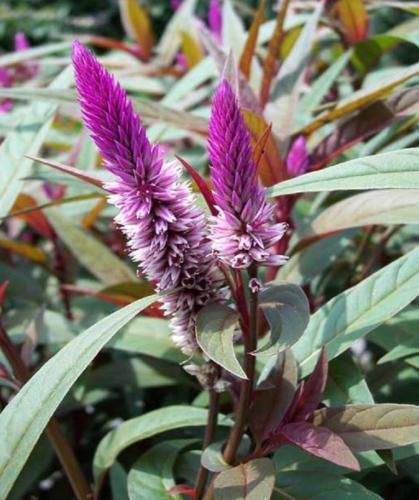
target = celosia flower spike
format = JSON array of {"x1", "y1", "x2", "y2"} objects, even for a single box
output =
[
  {"x1": 287, "y1": 136, "x2": 309, "y2": 178},
  {"x1": 208, "y1": 80, "x2": 288, "y2": 269},
  {"x1": 72, "y1": 41, "x2": 226, "y2": 353}
]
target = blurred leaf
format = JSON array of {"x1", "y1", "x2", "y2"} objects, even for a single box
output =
[
  {"x1": 9, "y1": 194, "x2": 54, "y2": 240},
  {"x1": 0, "y1": 236, "x2": 48, "y2": 265},
  {"x1": 268, "y1": 148, "x2": 419, "y2": 197},
  {"x1": 278, "y1": 422, "x2": 360, "y2": 470},
  {"x1": 110, "y1": 462, "x2": 129, "y2": 500},
  {"x1": 214, "y1": 458, "x2": 275, "y2": 500},
  {"x1": 201, "y1": 441, "x2": 231, "y2": 473},
  {"x1": 293, "y1": 246, "x2": 419, "y2": 376},
  {"x1": 310, "y1": 87, "x2": 419, "y2": 170},
  {"x1": 239, "y1": 0, "x2": 265, "y2": 80},
  {"x1": 118, "y1": 0, "x2": 154, "y2": 58},
  {"x1": 128, "y1": 440, "x2": 195, "y2": 500},
  {"x1": 249, "y1": 350, "x2": 297, "y2": 447},
  {"x1": 180, "y1": 32, "x2": 203, "y2": 69},
  {"x1": 242, "y1": 110, "x2": 286, "y2": 186},
  {"x1": 335, "y1": 0, "x2": 369, "y2": 44},
  {"x1": 0, "y1": 292, "x2": 161, "y2": 499},
  {"x1": 47, "y1": 209, "x2": 136, "y2": 286},
  {"x1": 378, "y1": 336, "x2": 419, "y2": 364},
  {"x1": 313, "y1": 404, "x2": 419, "y2": 451},
  {"x1": 0, "y1": 66, "x2": 73, "y2": 219},
  {"x1": 300, "y1": 62, "x2": 419, "y2": 135},
  {"x1": 196, "y1": 303, "x2": 246, "y2": 379},
  {"x1": 222, "y1": 0, "x2": 246, "y2": 63},
  {"x1": 259, "y1": 0, "x2": 290, "y2": 106},
  {"x1": 307, "y1": 189, "x2": 419, "y2": 238},
  {"x1": 93, "y1": 406, "x2": 232, "y2": 485},
  {"x1": 0, "y1": 41, "x2": 71, "y2": 68},
  {"x1": 255, "y1": 284, "x2": 310, "y2": 356}
]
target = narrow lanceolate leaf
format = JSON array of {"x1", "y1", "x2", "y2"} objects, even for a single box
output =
[
  {"x1": 242, "y1": 110, "x2": 285, "y2": 186},
  {"x1": 268, "y1": 148, "x2": 419, "y2": 197},
  {"x1": 249, "y1": 350, "x2": 298, "y2": 447},
  {"x1": 0, "y1": 293, "x2": 161, "y2": 500},
  {"x1": 335, "y1": 0, "x2": 369, "y2": 43},
  {"x1": 307, "y1": 189, "x2": 419, "y2": 238},
  {"x1": 293, "y1": 246, "x2": 419, "y2": 376},
  {"x1": 0, "y1": 66, "x2": 73, "y2": 219},
  {"x1": 93, "y1": 406, "x2": 232, "y2": 484},
  {"x1": 313, "y1": 404, "x2": 419, "y2": 452},
  {"x1": 180, "y1": 32, "x2": 203, "y2": 69},
  {"x1": 118, "y1": 0, "x2": 154, "y2": 58},
  {"x1": 214, "y1": 458, "x2": 275, "y2": 500},
  {"x1": 279, "y1": 422, "x2": 360, "y2": 471},
  {"x1": 47, "y1": 210, "x2": 136, "y2": 286},
  {"x1": 255, "y1": 284, "x2": 310, "y2": 356},
  {"x1": 299, "y1": 61, "x2": 419, "y2": 135},
  {"x1": 239, "y1": 0, "x2": 265, "y2": 80},
  {"x1": 196, "y1": 304, "x2": 246, "y2": 379}
]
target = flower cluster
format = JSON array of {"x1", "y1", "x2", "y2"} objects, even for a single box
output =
[
  {"x1": 208, "y1": 80, "x2": 287, "y2": 269},
  {"x1": 72, "y1": 41, "x2": 226, "y2": 353}
]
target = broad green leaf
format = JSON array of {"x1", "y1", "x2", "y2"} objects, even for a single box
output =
[
  {"x1": 93, "y1": 406, "x2": 232, "y2": 484},
  {"x1": 378, "y1": 336, "x2": 419, "y2": 364},
  {"x1": 323, "y1": 352, "x2": 374, "y2": 406},
  {"x1": 307, "y1": 189, "x2": 419, "y2": 237},
  {"x1": 293, "y1": 246, "x2": 419, "y2": 376},
  {"x1": 196, "y1": 303, "x2": 246, "y2": 379},
  {"x1": 110, "y1": 462, "x2": 129, "y2": 500},
  {"x1": 0, "y1": 65, "x2": 73, "y2": 218},
  {"x1": 214, "y1": 458, "x2": 275, "y2": 500},
  {"x1": 127, "y1": 439, "x2": 195, "y2": 500},
  {"x1": 0, "y1": 292, "x2": 161, "y2": 499},
  {"x1": 313, "y1": 404, "x2": 419, "y2": 452},
  {"x1": 47, "y1": 209, "x2": 135, "y2": 286},
  {"x1": 268, "y1": 148, "x2": 419, "y2": 197},
  {"x1": 256, "y1": 284, "x2": 310, "y2": 356}
]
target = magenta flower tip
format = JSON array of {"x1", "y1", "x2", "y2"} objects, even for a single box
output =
[
  {"x1": 14, "y1": 32, "x2": 30, "y2": 52},
  {"x1": 287, "y1": 136, "x2": 309, "y2": 178},
  {"x1": 208, "y1": 80, "x2": 288, "y2": 269},
  {"x1": 72, "y1": 41, "x2": 226, "y2": 353}
]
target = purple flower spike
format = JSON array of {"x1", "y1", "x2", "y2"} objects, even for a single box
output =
[
  {"x1": 208, "y1": 0, "x2": 222, "y2": 42},
  {"x1": 72, "y1": 41, "x2": 226, "y2": 353},
  {"x1": 14, "y1": 32, "x2": 30, "y2": 52},
  {"x1": 287, "y1": 136, "x2": 309, "y2": 178},
  {"x1": 208, "y1": 80, "x2": 288, "y2": 269}
]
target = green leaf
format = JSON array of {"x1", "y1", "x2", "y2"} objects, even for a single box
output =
[
  {"x1": 47, "y1": 209, "x2": 135, "y2": 286},
  {"x1": 214, "y1": 458, "x2": 276, "y2": 500},
  {"x1": 268, "y1": 148, "x2": 419, "y2": 197},
  {"x1": 201, "y1": 441, "x2": 231, "y2": 473},
  {"x1": 0, "y1": 65, "x2": 73, "y2": 218},
  {"x1": 307, "y1": 189, "x2": 419, "y2": 237},
  {"x1": 127, "y1": 439, "x2": 195, "y2": 500},
  {"x1": 256, "y1": 283, "x2": 310, "y2": 356},
  {"x1": 293, "y1": 246, "x2": 419, "y2": 376},
  {"x1": 93, "y1": 406, "x2": 232, "y2": 485},
  {"x1": 110, "y1": 462, "x2": 129, "y2": 500},
  {"x1": 0, "y1": 41, "x2": 71, "y2": 67},
  {"x1": 0, "y1": 292, "x2": 161, "y2": 499},
  {"x1": 196, "y1": 303, "x2": 246, "y2": 379},
  {"x1": 313, "y1": 404, "x2": 419, "y2": 452},
  {"x1": 323, "y1": 352, "x2": 374, "y2": 406}
]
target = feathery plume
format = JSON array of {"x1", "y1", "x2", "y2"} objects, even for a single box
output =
[
  {"x1": 208, "y1": 80, "x2": 287, "y2": 269},
  {"x1": 72, "y1": 41, "x2": 225, "y2": 353}
]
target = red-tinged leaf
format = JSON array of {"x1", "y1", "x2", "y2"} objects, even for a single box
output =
[
  {"x1": 242, "y1": 110, "x2": 286, "y2": 186},
  {"x1": 10, "y1": 194, "x2": 54, "y2": 240},
  {"x1": 259, "y1": 0, "x2": 291, "y2": 106},
  {"x1": 239, "y1": 0, "x2": 265, "y2": 80},
  {"x1": 292, "y1": 347, "x2": 328, "y2": 422},
  {"x1": 253, "y1": 123, "x2": 273, "y2": 173},
  {"x1": 168, "y1": 484, "x2": 196, "y2": 498},
  {"x1": 334, "y1": 0, "x2": 369, "y2": 44},
  {"x1": 88, "y1": 35, "x2": 144, "y2": 59},
  {"x1": 249, "y1": 350, "x2": 298, "y2": 448},
  {"x1": 310, "y1": 87, "x2": 419, "y2": 171},
  {"x1": 176, "y1": 155, "x2": 217, "y2": 216},
  {"x1": 118, "y1": 0, "x2": 155, "y2": 60},
  {"x1": 278, "y1": 422, "x2": 360, "y2": 471},
  {"x1": 27, "y1": 156, "x2": 105, "y2": 189},
  {"x1": 0, "y1": 281, "x2": 9, "y2": 307}
]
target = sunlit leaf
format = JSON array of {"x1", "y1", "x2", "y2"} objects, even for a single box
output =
[
  {"x1": 335, "y1": 0, "x2": 369, "y2": 44},
  {"x1": 118, "y1": 0, "x2": 154, "y2": 59},
  {"x1": 180, "y1": 32, "x2": 203, "y2": 69},
  {"x1": 239, "y1": 0, "x2": 265, "y2": 80}
]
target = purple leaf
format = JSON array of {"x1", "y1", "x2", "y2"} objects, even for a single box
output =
[{"x1": 278, "y1": 421, "x2": 360, "y2": 471}]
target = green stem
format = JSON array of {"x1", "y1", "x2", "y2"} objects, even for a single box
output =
[
  {"x1": 223, "y1": 265, "x2": 258, "y2": 465},
  {"x1": 194, "y1": 388, "x2": 220, "y2": 499},
  {"x1": 0, "y1": 322, "x2": 91, "y2": 500}
]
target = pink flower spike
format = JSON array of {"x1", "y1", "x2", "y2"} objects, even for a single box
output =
[
  {"x1": 72, "y1": 41, "x2": 226, "y2": 353},
  {"x1": 208, "y1": 0, "x2": 222, "y2": 42},
  {"x1": 14, "y1": 32, "x2": 30, "y2": 52},
  {"x1": 286, "y1": 136, "x2": 309, "y2": 178},
  {"x1": 208, "y1": 80, "x2": 287, "y2": 269}
]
